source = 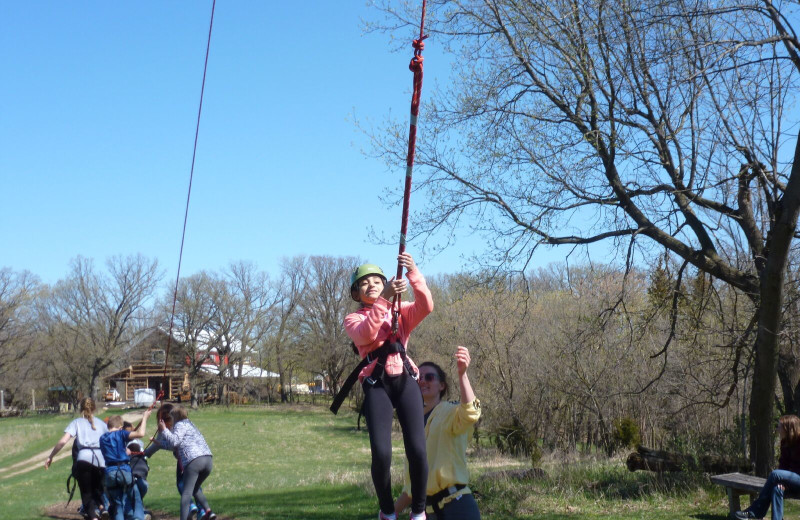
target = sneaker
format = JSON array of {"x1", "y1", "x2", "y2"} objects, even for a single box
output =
[
  {"x1": 378, "y1": 512, "x2": 396, "y2": 520},
  {"x1": 202, "y1": 512, "x2": 217, "y2": 520},
  {"x1": 410, "y1": 514, "x2": 427, "y2": 520},
  {"x1": 143, "y1": 515, "x2": 152, "y2": 520},
  {"x1": 734, "y1": 512, "x2": 756, "y2": 520},
  {"x1": 188, "y1": 507, "x2": 197, "y2": 520},
  {"x1": 100, "y1": 510, "x2": 110, "y2": 520}
]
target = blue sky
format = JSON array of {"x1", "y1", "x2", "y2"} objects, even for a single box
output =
[{"x1": 0, "y1": 1, "x2": 573, "y2": 284}]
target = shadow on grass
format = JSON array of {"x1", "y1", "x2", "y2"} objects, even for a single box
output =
[
  {"x1": 148, "y1": 484, "x2": 375, "y2": 520},
  {"x1": 689, "y1": 515, "x2": 729, "y2": 520}
]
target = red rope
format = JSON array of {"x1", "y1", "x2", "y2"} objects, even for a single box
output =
[
  {"x1": 392, "y1": 0, "x2": 428, "y2": 334},
  {"x1": 162, "y1": 0, "x2": 217, "y2": 401},
  {"x1": 135, "y1": 0, "x2": 216, "y2": 443}
]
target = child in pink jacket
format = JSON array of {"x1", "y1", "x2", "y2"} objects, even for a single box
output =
[{"x1": 344, "y1": 252, "x2": 432, "y2": 520}]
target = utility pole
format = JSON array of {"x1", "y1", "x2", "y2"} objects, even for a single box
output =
[
  {"x1": 31, "y1": 389, "x2": 35, "y2": 411},
  {"x1": 0, "y1": 389, "x2": 4, "y2": 411}
]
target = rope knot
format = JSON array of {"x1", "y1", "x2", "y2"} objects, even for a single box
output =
[
  {"x1": 409, "y1": 55, "x2": 424, "y2": 72},
  {"x1": 412, "y1": 36, "x2": 427, "y2": 53}
]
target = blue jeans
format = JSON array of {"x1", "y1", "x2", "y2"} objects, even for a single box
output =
[
  {"x1": 124, "y1": 477, "x2": 148, "y2": 520},
  {"x1": 747, "y1": 469, "x2": 800, "y2": 520},
  {"x1": 430, "y1": 492, "x2": 481, "y2": 520},
  {"x1": 104, "y1": 468, "x2": 133, "y2": 520}
]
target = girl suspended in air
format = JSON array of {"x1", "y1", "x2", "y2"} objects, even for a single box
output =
[{"x1": 344, "y1": 252, "x2": 432, "y2": 520}]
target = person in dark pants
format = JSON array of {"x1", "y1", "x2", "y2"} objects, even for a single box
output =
[
  {"x1": 146, "y1": 404, "x2": 205, "y2": 519},
  {"x1": 344, "y1": 253, "x2": 433, "y2": 520},
  {"x1": 46, "y1": 398, "x2": 109, "y2": 520},
  {"x1": 736, "y1": 415, "x2": 800, "y2": 520},
  {"x1": 394, "y1": 347, "x2": 482, "y2": 520},
  {"x1": 157, "y1": 405, "x2": 216, "y2": 520}
]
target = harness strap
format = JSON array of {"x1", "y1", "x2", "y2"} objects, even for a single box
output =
[
  {"x1": 426, "y1": 484, "x2": 468, "y2": 515},
  {"x1": 329, "y1": 340, "x2": 416, "y2": 415},
  {"x1": 66, "y1": 474, "x2": 77, "y2": 505},
  {"x1": 365, "y1": 340, "x2": 416, "y2": 386}
]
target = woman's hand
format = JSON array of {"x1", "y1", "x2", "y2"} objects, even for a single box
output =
[
  {"x1": 455, "y1": 346, "x2": 471, "y2": 376},
  {"x1": 398, "y1": 252, "x2": 418, "y2": 273},
  {"x1": 455, "y1": 346, "x2": 476, "y2": 404},
  {"x1": 44, "y1": 456, "x2": 53, "y2": 470},
  {"x1": 380, "y1": 277, "x2": 408, "y2": 300}
]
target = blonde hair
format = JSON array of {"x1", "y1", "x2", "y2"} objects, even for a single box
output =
[
  {"x1": 79, "y1": 397, "x2": 97, "y2": 430},
  {"x1": 170, "y1": 405, "x2": 189, "y2": 423},
  {"x1": 107, "y1": 415, "x2": 123, "y2": 430}
]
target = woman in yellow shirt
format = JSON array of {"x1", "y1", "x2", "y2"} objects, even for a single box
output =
[{"x1": 395, "y1": 346, "x2": 482, "y2": 519}]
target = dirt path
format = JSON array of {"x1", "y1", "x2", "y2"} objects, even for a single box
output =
[
  {"x1": 0, "y1": 411, "x2": 146, "y2": 480},
  {"x1": 43, "y1": 502, "x2": 236, "y2": 520},
  {"x1": 43, "y1": 502, "x2": 181, "y2": 520}
]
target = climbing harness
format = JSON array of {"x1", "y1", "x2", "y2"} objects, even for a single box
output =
[
  {"x1": 331, "y1": 339, "x2": 415, "y2": 414},
  {"x1": 426, "y1": 484, "x2": 468, "y2": 515},
  {"x1": 330, "y1": 0, "x2": 428, "y2": 415}
]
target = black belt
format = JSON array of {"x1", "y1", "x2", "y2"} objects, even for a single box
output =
[
  {"x1": 330, "y1": 340, "x2": 416, "y2": 415},
  {"x1": 426, "y1": 484, "x2": 468, "y2": 515}
]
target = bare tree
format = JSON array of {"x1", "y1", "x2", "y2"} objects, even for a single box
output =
[
  {"x1": 38, "y1": 255, "x2": 160, "y2": 401},
  {"x1": 265, "y1": 257, "x2": 305, "y2": 402},
  {"x1": 0, "y1": 268, "x2": 41, "y2": 405},
  {"x1": 0, "y1": 268, "x2": 38, "y2": 376},
  {"x1": 225, "y1": 261, "x2": 276, "y2": 378},
  {"x1": 297, "y1": 256, "x2": 360, "y2": 395},
  {"x1": 166, "y1": 271, "x2": 219, "y2": 406},
  {"x1": 370, "y1": 0, "x2": 800, "y2": 474}
]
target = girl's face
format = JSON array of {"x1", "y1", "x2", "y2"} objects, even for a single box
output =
[
  {"x1": 357, "y1": 275, "x2": 385, "y2": 305},
  {"x1": 779, "y1": 422, "x2": 786, "y2": 441},
  {"x1": 418, "y1": 365, "x2": 445, "y2": 406}
]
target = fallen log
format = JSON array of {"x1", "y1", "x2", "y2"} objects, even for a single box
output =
[{"x1": 626, "y1": 446, "x2": 751, "y2": 473}]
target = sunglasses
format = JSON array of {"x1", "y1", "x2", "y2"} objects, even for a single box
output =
[{"x1": 421, "y1": 373, "x2": 439, "y2": 383}]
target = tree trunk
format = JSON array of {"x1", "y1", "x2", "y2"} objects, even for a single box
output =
[
  {"x1": 89, "y1": 371, "x2": 100, "y2": 402},
  {"x1": 777, "y1": 352, "x2": 800, "y2": 415},
  {"x1": 750, "y1": 129, "x2": 800, "y2": 476}
]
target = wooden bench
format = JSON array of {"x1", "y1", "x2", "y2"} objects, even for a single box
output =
[{"x1": 711, "y1": 472, "x2": 800, "y2": 518}]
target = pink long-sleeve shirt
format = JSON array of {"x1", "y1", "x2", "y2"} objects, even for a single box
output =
[{"x1": 344, "y1": 268, "x2": 434, "y2": 382}]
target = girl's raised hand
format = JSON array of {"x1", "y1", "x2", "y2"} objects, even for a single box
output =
[
  {"x1": 455, "y1": 346, "x2": 471, "y2": 375},
  {"x1": 398, "y1": 252, "x2": 418, "y2": 273},
  {"x1": 380, "y1": 277, "x2": 408, "y2": 300}
]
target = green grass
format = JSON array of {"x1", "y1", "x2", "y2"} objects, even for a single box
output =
[
  {"x1": 2, "y1": 405, "x2": 797, "y2": 519},
  {"x1": 0, "y1": 413, "x2": 78, "y2": 469}
]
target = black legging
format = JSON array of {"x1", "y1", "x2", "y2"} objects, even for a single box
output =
[
  {"x1": 363, "y1": 373, "x2": 428, "y2": 516},
  {"x1": 180, "y1": 455, "x2": 212, "y2": 520},
  {"x1": 74, "y1": 460, "x2": 104, "y2": 519}
]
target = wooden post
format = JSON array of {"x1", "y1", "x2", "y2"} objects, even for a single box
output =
[
  {"x1": 31, "y1": 389, "x2": 36, "y2": 410},
  {"x1": 727, "y1": 488, "x2": 741, "y2": 517},
  {"x1": 1, "y1": 389, "x2": 4, "y2": 410}
]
